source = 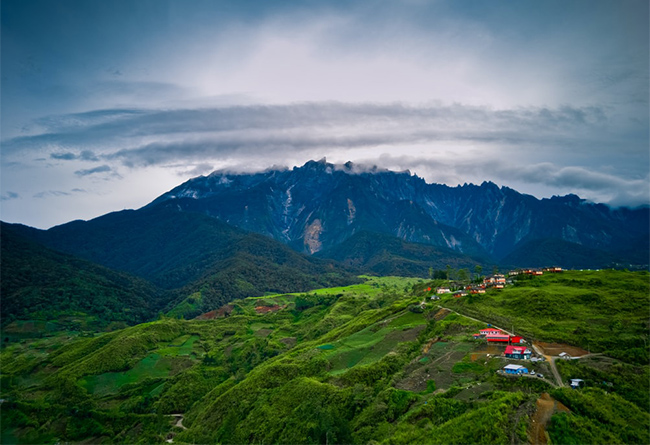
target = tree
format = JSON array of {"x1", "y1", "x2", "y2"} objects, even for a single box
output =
[{"x1": 474, "y1": 265, "x2": 483, "y2": 279}]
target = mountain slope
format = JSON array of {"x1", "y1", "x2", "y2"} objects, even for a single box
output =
[
  {"x1": 0, "y1": 223, "x2": 164, "y2": 326},
  {"x1": 152, "y1": 159, "x2": 649, "y2": 267},
  {"x1": 12, "y1": 201, "x2": 359, "y2": 314},
  {"x1": 317, "y1": 231, "x2": 489, "y2": 277},
  {"x1": 500, "y1": 238, "x2": 623, "y2": 270}
]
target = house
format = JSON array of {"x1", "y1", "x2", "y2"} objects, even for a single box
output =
[
  {"x1": 505, "y1": 345, "x2": 532, "y2": 359},
  {"x1": 473, "y1": 328, "x2": 525, "y2": 343},
  {"x1": 503, "y1": 364, "x2": 528, "y2": 375},
  {"x1": 480, "y1": 328, "x2": 504, "y2": 336},
  {"x1": 559, "y1": 352, "x2": 571, "y2": 359},
  {"x1": 452, "y1": 291, "x2": 467, "y2": 298},
  {"x1": 430, "y1": 294, "x2": 440, "y2": 300},
  {"x1": 436, "y1": 287, "x2": 451, "y2": 294},
  {"x1": 570, "y1": 379, "x2": 584, "y2": 389},
  {"x1": 484, "y1": 274, "x2": 506, "y2": 284}
]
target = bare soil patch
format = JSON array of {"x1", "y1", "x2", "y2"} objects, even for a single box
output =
[
  {"x1": 433, "y1": 308, "x2": 452, "y2": 321},
  {"x1": 470, "y1": 342, "x2": 506, "y2": 361},
  {"x1": 254, "y1": 328, "x2": 273, "y2": 337},
  {"x1": 530, "y1": 392, "x2": 571, "y2": 445},
  {"x1": 279, "y1": 337, "x2": 297, "y2": 348},
  {"x1": 255, "y1": 304, "x2": 285, "y2": 314},
  {"x1": 535, "y1": 342, "x2": 589, "y2": 357}
]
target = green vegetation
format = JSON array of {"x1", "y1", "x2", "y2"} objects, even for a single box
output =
[
  {"x1": 1, "y1": 223, "x2": 165, "y2": 327},
  {"x1": 444, "y1": 269, "x2": 650, "y2": 356},
  {"x1": 2, "y1": 272, "x2": 648, "y2": 444}
]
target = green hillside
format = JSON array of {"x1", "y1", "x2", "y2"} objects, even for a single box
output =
[
  {"x1": 443, "y1": 269, "x2": 650, "y2": 362},
  {"x1": 22, "y1": 202, "x2": 358, "y2": 291},
  {"x1": 317, "y1": 231, "x2": 491, "y2": 277},
  {"x1": 1, "y1": 272, "x2": 648, "y2": 444},
  {"x1": 0, "y1": 223, "x2": 166, "y2": 329}
]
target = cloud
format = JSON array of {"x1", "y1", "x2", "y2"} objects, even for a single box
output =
[
  {"x1": 1, "y1": 191, "x2": 20, "y2": 201},
  {"x1": 51, "y1": 152, "x2": 77, "y2": 160},
  {"x1": 50, "y1": 150, "x2": 99, "y2": 162},
  {"x1": 33, "y1": 190, "x2": 70, "y2": 198},
  {"x1": 74, "y1": 165, "x2": 114, "y2": 177},
  {"x1": 2, "y1": 101, "x2": 647, "y2": 208},
  {"x1": 351, "y1": 154, "x2": 650, "y2": 208},
  {"x1": 177, "y1": 163, "x2": 215, "y2": 177}
]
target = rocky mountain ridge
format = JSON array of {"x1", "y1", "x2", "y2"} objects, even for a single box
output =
[{"x1": 153, "y1": 159, "x2": 648, "y2": 266}]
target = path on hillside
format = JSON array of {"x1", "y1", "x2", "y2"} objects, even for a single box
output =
[
  {"x1": 531, "y1": 393, "x2": 554, "y2": 445},
  {"x1": 165, "y1": 414, "x2": 187, "y2": 443},
  {"x1": 531, "y1": 344, "x2": 564, "y2": 387}
]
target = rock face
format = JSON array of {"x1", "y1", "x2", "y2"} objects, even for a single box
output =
[{"x1": 151, "y1": 159, "x2": 649, "y2": 265}]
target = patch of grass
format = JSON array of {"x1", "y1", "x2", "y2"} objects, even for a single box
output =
[{"x1": 79, "y1": 353, "x2": 174, "y2": 395}]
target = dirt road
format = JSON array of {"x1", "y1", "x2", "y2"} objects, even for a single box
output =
[{"x1": 531, "y1": 343, "x2": 564, "y2": 387}]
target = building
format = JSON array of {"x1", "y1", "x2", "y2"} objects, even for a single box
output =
[
  {"x1": 483, "y1": 274, "x2": 506, "y2": 286},
  {"x1": 570, "y1": 379, "x2": 584, "y2": 389},
  {"x1": 473, "y1": 328, "x2": 524, "y2": 343},
  {"x1": 505, "y1": 345, "x2": 532, "y2": 359},
  {"x1": 503, "y1": 364, "x2": 528, "y2": 375}
]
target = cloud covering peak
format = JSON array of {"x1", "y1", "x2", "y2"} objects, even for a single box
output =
[{"x1": 1, "y1": 0, "x2": 647, "y2": 228}]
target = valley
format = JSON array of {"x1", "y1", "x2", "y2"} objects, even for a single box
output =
[{"x1": 1, "y1": 271, "x2": 648, "y2": 444}]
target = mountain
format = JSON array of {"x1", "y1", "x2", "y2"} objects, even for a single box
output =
[
  {"x1": 152, "y1": 159, "x2": 649, "y2": 268},
  {"x1": 11, "y1": 201, "x2": 359, "y2": 315},
  {"x1": 317, "y1": 231, "x2": 488, "y2": 277},
  {"x1": 500, "y1": 238, "x2": 623, "y2": 270},
  {"x1": 0, "y1": 222, "x2": 165, "y2": 326}
]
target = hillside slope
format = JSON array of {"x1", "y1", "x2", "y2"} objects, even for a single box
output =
[
  {"x1": 317, "y1": 230, "x2": 489, "y2": 276},
  {"x1": 1, "y1": 273, "x2": 647, "y2": 445},
  {"x1": 0, "y1": 223, "x2": 165, "y2": 327},
  {"x1": 9, "y1": 202, "x2": 358, "y2": 315}
]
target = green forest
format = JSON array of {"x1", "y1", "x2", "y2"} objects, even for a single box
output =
[{"x1": 1, "y1": 271, "x2": 649, "y2": 444}]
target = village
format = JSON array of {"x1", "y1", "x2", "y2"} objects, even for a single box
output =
[{"x1": 427, "y1": 266, "x2": 588, "y2": 389}]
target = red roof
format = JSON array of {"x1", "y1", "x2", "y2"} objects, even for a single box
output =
[
  {"x1": 505, "y1": 345, "x2": 526, "y2": 354},
  {"x1": 480, "y1": 328, "x2": 504, "y2": 335},
  {"x1": 486, "y1": 335, "x2": 510, "y2": 342}
]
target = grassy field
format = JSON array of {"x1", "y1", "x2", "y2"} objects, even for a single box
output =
[{"x1": 443, "y1": 270, "x2": 650, "y2": 359}]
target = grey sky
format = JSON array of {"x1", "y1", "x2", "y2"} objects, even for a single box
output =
[{"x1": 1, "y1": 0, "x2": 648, "y2": 228}]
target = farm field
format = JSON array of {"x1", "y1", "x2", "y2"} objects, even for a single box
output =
[{"x1": 1, "y1": 271, "x2": 648, "y2": 444}]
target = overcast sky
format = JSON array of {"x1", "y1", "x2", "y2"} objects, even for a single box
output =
[{"x1": 1, "y1": 0, "x2": 648, "y2": 229}]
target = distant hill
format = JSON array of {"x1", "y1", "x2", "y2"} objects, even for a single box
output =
[
  {"x1": 10, "y1": 202, "x2": 358, "y2": 314},
  {"x1": 500, "y1": 238, "x2": 625, "y2": 270},
  {"x1": 151, "y1": 159, "x2": 649, "y2": 268},
  {"x1": 0, "y1": 223, "x2": 165, "y2": 326},
  {"x1": 317, "y1": 231, "x2": 490, "y2": 277}
]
